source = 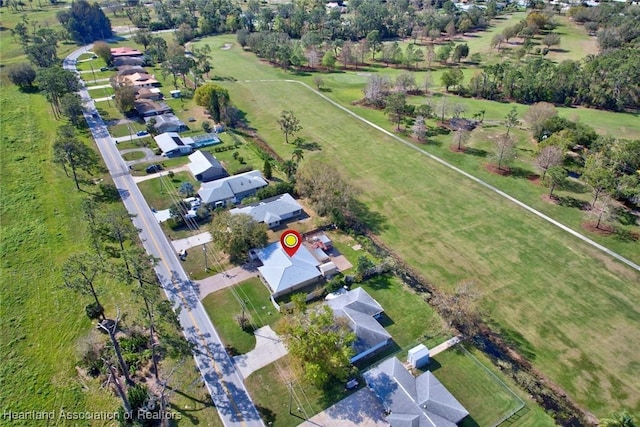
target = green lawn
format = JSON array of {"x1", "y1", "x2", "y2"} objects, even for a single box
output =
[
  {"x1": 194, "y1": 34, "x2": 640, "y2": 418},
  {"x1": 137, "y1": 171, "x2": 198, "y2": 210},
  {"x1": 358, "y1": 275, "x2": 445, "y2": 351},
  {"x1": 246, "y1": 355, "x2": 352, "y2": 427},
  {"x1": 202, "y1": 278, "x2": 281, "y2": 354},
  {"x1": 430, "y1": 345, "x2": 555, "y2": 427}
]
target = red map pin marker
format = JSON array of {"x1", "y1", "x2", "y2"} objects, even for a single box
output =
[{"x1": 280, "y1": 229, "x2": 302, "y2": 257}]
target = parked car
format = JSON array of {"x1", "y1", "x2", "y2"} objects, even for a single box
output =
[
  {"x1": 145, "y1": 164, "x2": 162, "y2": 174},
  {"x1": 100, "y1": 67, "x2": 109, "y2": 71},
  {"x1": 136, "y1": 130, "x2": 149, "y2": 136}
]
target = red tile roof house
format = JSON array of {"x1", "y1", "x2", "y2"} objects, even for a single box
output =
[{"x1": 110, "y1": 47, "x2": 143, "y2": 57}]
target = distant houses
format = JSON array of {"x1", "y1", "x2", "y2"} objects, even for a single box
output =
[
  {"x1": 110, "y1": 47, "x2": 143, "y2": 57},
  {"x1": 364, "y1": 357, "x2": 469, "y2": 427},
  {"x1": 198, "y1": 170, "x2": 268, "y2": 208},
  {"x1": 229, "y1": 193, "x2": 303, "y2": 229},
  {"x1": 188, "y1": 151, "x2": 228, "y2": 182}
]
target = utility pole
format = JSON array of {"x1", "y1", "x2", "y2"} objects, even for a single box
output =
[{"x1": 203, "y1": 245, "x2": 207, "y2": 272}]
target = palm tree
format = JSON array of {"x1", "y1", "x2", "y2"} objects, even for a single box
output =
[
  {"x1": 600, "y1": 412, "x2": 637, "y2": 427},
  {"x1": 281, "y1": 160, "x2": 297, "y2": 181},
  {"x1": 291, "y1": 148, "x2": 304, "y2": 164}
]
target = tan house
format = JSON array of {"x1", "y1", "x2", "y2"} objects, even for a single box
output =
[{"x1": 118, "y1": 72, "x2": 159, "y2": 88}]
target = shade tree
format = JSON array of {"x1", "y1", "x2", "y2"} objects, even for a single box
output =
[
  {"x1": 277, "y1": 110, "x2": 302, "y2": 144},
  {"x1": 535, "y1": 145, "x2": 564, "y2": 179},
  {"x1": 209, "y1": 212, "x2": 268, "y2": 263},
  {"x1": 494, "y1": 134, "x2": 517, "y2": 170}
]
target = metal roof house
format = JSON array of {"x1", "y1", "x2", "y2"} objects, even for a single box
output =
[
  {"x1": 197, "y1": 170, "x2": 267, "y2": 208},
  {"x1": 154, "y1": 132, "x2": 194, "y2": 157},
  {"x1": 187, "y1": 150, "x2": 228, "y2": 182},
  {"x1": 364, "y1": 357, "x2": 469, "y2": 427},
  {"x1": 253, "y1": 241, "x2": 322, "y2": 298},
  {"x1": 229, "y1": 193, "x2": 303, "y2": 229},
  {"x1": 326, "y1": 287, "x2": 391, "y2": 363}
]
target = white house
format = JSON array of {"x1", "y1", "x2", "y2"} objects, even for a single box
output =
[
  {"x1": 253, "y1": 242, "x2": 322, "y2": 298},
  {"x1": 188, "y1": 150, "x2": 227, "y2": 182}
]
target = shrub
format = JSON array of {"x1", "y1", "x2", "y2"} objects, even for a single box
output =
[{"x1": 85, "y1": 302, "x2": 104, "y2": 319}]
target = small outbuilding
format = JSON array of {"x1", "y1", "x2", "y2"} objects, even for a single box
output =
[{"x1": 408, "y1": 344, "x2": 430, "y2": 369}]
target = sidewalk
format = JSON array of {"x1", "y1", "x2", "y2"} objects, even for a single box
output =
[{"x1": 429, "y1": 335, "x2": 462, "y2": 357}]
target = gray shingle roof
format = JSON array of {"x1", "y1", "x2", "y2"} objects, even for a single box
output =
[
  {"x1": 364, "y1": 357, "x2": 469, "y2": 427},
  {"x1": 197, "y1": 170, "x2": 267, "y2": 205},
  {"x1": 229, "y1": 193, "x2": 302, "y2": 226},
  {"x1": 326, "y1": 287, "x2": 391, "y2": 360}
]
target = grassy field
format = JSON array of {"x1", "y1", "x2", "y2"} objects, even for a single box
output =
[
  {"x1": 137, "y1": 171, "x2": 198, "y2": 210},
  {"x1": 194, "y1": 35, "x2": 640, "y2": 418},
  {"x1": 202, "y1": 278, "x2": 281, "y2": 354}
]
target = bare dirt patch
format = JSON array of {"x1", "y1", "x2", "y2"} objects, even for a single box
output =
[
  {"x1": 449, "y1": 145, "x2": 466, "y2": 153},
  {"x1": 526, "y1": 174, "x2": 541, "y2": 185},
  {"x1": 541, "y1": 194, "x2": 559, "y2": 204},
  {"x1": 484, "y1": 163, "x2": 512, "y2": 176},
  {"x1": 581, "y1": 221, "x2": 616, "y2": 236}
]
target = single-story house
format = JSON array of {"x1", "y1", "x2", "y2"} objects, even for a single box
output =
[
  {"x1": 136, "y1": 87, "x2": 163, "y2": 101},
  {"x1": 118, "y1": 72, "x2": 159, "y2": 88},
  {"x1": 110, "y1": 47, "x2": 143, "y2": 57},
  {"x1": 113, "y1": 56, "x2": 145, "y2": 67},
  {"x1": 229, "y1": 193, "x2": 303, "y2": 229},
  {"x1": 145, "y1": 114, "x2": 188, "y2": 134},
  {"x1": 326, "y1": 287, "x2": 391, "y2": 363},
  {"x1": 253, "y1": 241, "x2": 322, "y2": 298},
  {"x1": 188, "y1": 150, "x2": 228, "y2": 182},
  {"x1": 197, "y1": 170, "x2": 268, "y2": 208},
  {"x1": 154, "y1": 132, "x2": 194, "y2": 157},
  {"x1": 134, "y1": 99, "x2": 172, "y2": 117},
  {"x1": 364, "y1": 357, "x2": 469, "y2": 427},
  {"x1": 117, "y1": 65, "x2": 146, "y2": 76}
]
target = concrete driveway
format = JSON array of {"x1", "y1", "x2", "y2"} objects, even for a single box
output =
[
  {"x1": 233, "y1": 326, "x2": 288, "y2": 379},
  {"x1": 196, "y1": 263, "x2": 260, "y2": 299},
  {"x1": 298, "y1": 388, "x2": 389, "y2": 427}
]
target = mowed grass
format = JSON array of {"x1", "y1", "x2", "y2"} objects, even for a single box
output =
[
  {"x1": 137, "y1": 171, "x2": 198, "y2": 210},
  {"x1": 196, "y1": 38, "x2": 640, "y2": 417},
  {"x1": 428, "y1": 345, "x2": 547, "y2": 427},
  {"x1": 202, "y1": 278, "x2": 281, "y2": 354},
  {"x1": 246, "y1": 355, "x2": 352, "y2": 427}
]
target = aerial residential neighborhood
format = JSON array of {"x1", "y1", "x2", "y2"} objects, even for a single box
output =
[{"x1": 2, "y1": 0, "x2": 639, "y2": 427}]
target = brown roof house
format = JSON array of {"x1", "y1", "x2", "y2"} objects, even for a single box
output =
[
  {"x1": 134, "y1": 99, "x2": 172, "y2": 117},
  {"x1": 110, "y1": 47, "x2": 143, "y2": 57}
]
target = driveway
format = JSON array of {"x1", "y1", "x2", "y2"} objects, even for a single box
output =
[
  {"x1": 119, "y1": 147, "x2": 164, "y2": 166},
  {"x1": 196, "y1": 263, "x2": 260, "y2": 299},
  {"x1": 299, "y1": 388, "x2": 389, "y2": 427},
  {"x1": 171, "y1": 231, "x2": 212, "y2": 253},
  {"x1": 233, "y1": 326, "x2": 288, "y2": 379},
  {"x1": 132, "y1": 164, "x2": 191, "y2": 183}
]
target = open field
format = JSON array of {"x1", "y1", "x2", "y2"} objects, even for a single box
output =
[
  {"x1": 197, "y1": 35, "x2": 640, "y2": 418},
  {"x1": 137, "y1": 171, "x2": 198, "y2": 210},
  {"x1": 202, "y1": 278, "x2": 281, "y2": 354}
]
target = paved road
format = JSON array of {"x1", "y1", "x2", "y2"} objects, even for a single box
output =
[{"x1": 65, "y1": 47, "x2": 264, "y2": 427}]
